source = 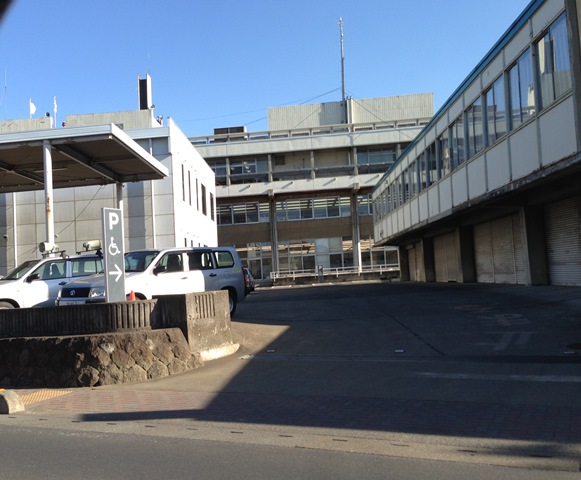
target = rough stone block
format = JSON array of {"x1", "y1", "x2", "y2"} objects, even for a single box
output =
[{"x1": 0, "y1": 389, "x2": 24, "y2": 414}]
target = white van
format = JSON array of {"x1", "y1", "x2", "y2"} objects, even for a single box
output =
[
  {"x1": 57, "y1": 246, "x2": 246, "y2": 315},
  {"x1": 0, "y1": 252, "x2": 104, "y2": 309}
]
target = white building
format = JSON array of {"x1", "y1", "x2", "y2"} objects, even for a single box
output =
[
  {"x1": 0, "y1": 80, "x2": 217, "y2": 274},
  {"x1": 372, "y1": 0, "x2": 581, "y2": 286}
]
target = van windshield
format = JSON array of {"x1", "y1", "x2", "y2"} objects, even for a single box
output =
[
  {"x1": 124, "y1": 251, "x2": 159, "y2": 273},
  {"x1": 3, "y1": 260, "x2": 41, "y2": 280}
]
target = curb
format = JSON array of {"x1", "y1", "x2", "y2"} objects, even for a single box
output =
[{"x1": 0, "y1": 389, "x2": 25, "y2": 414}]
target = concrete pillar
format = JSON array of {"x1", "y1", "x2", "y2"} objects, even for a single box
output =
[
  {"x1": 457, "y1": 226, "x2": 476, "y2": 283},
  {"x1": 520, "y1": 206, "x2": 549, "y2": 285},
  {"x1": 269, "y1": 193, "x2": 279, "y2": 273},
  {"x1": 267, "y1": 154, "x2": 273, "y2": 183},
  {"x1": 398, "y1": 245, "x2": 410, "y2": 281},
  {"x1": 422, "y1": 237, "x2": 436, "y2": 282},
  {"x1": 43, "y1": 140, "x2": 54, "y2": 246},
  {"x1": 351, "y1": 193, "x2": 362, "y2": 273}
]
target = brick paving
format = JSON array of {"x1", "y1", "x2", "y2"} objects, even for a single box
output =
[{"x1": 16, "y1": 387, "x2": 581, "y2": 444}]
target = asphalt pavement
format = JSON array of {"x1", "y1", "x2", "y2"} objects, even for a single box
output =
[{"x1": 5, "y1": 281, "x2": 581, "y2": 471}]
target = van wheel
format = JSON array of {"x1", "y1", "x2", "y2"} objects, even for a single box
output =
[
  {"x1": 0, "y1": 301, "x2": 15, "y2": 309},
  {"x1": 227, "y1": 290, "x2": 237, "y2": 317}
]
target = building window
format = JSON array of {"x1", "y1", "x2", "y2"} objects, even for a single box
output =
[
  {"x1": 426, "y1": 142, "x2": 437, "y2": 185},
  {"x1": 181, "y1": 165, "x2": 186, "y2": 203},
  {"x1": 211, "y1": 161, "x2": 227, "y2": 177},
  {"x1": 229, "y1": 157, "x2": 269, "y2": 184},
  {"x1": 451, "y1": 116, "x2": 465, "y2": 167},
  {"x1": 188, "y1": 171, "x2": 192, "y2": 206},
  {"x1": 485, "y1": 75, "x2": 507, "y2": 145},
  {"x1": 537, "y1": 13, "x2": 572, "y2": 109},
  {"x1": 210, "y1": 193, "x2": 215, "y2": 221},
  {"x1": 300, "y1": 199, "x2": 313, "y2": 219},
  {"x1": 201, "y1": 184, "x2": 207, "y2": 216},
  {"x1": 509, "y1": 48, "x2": 535, "y2": 129},
  {"x1": 466, "y1": 97, "x2": 484, "y2": 158},
  {"x1": 358, "y1": 194, "x2": 372, "y2": 216},
  {"x1": 438, "y1": 132, "x2": 451, "y2": 178},
  {"x1": 218, "y1": 205, "x2": 233, "y2": 225},
  {"x1": 218, "y1": 203, "x2": 269, "y2": 225}
]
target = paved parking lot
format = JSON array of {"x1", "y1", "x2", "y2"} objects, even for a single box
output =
[{"x1": 11, "y1": 281, "x2": 581, "y2": 469}]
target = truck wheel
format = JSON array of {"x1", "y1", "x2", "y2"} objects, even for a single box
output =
[
  {"x1": 227, "y1": 290, "x2": 237, "y2": 317},
  {"x1": 0, "y1": 301, "x2": 15, "y2": 309}
]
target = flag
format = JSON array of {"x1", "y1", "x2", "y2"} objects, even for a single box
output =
[
  {"x1": 29, "y1": 98, "x2": 36, "y2": 116},
  {"x1": 53, "y1": 96, "x2": 57, "y2": 115}
]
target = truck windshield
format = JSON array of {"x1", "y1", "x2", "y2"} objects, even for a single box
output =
[
  {"x1": 3, "y1": 260, "x2": 41, "y2": 280},
  {"x1": 124, "y1": 251, "x2": 159, "y2": 273}
]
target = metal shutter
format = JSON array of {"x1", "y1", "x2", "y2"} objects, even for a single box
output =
[
  {"x1": 434, "y1": 232, "x2": 457, "y2": 282},
  {"x1": 473, "y1": 214, "x2": 525, "y2": 284},
  {"x1": 545, "y1": 196, "x2": 581, "y2": 286}
]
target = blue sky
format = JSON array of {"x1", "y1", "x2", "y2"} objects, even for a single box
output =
[{"x1": 0, "y1": 1, "x2": 531, "y2": 137}]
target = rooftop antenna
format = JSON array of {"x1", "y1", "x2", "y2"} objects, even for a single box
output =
[{"x1": 339, "y1": 18, "x2": 348, "y2": 124}]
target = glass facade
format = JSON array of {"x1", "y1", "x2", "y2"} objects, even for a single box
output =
[
  {"x1": 374, "y1": 12, "x2": 572, "y2": 223},
  {"x1": 236, "y1": 236, "x2": 398, "y2": 280},
  {"x1": 218, "y1": 195, "x2": 372, "y2": 226}
]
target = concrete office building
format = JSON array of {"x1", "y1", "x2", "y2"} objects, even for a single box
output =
[
  {"x1": 192, "y1": 94, "x2": 433, "y2": 280},
  {"x1": 0, "y1": 80, "x2": 217, "y2": 274},
  {"x1": 372, "y1": 0, "x2": 581, "y2": 286}
]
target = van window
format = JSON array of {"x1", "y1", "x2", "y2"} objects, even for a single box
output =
[
  {"x1": 214, "y1": 251, "x2": 235, "y2": 268},
  {"x1": 71, "y1": 257, "x2": 103, "y2": 277},
  {"x1": 37, "y1": 261, "x2": 66, "y2": 280},
  {"x1": 188, "y1": 251, "x2": 213, "y2": 270},
  {"x1": 160, "y1": 253, "x2": 183, "y2": 272}
]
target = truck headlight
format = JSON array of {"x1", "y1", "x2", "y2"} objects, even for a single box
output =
[{"x1": 88, "y1": 287, "x2": 106, "y2": 298}]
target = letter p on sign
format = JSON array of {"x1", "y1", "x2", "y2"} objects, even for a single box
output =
[{"x1": 109, "y1": 212, "x2": 119, "y2": 230}]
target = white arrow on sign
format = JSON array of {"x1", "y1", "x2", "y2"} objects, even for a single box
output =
[{"x1": 108, "y1": 264, "x2": 123, "y2": 282}]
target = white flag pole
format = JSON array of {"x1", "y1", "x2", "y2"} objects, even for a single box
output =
[{"x1": 53, "y1": 96, "x2": 57, "y2": 127}]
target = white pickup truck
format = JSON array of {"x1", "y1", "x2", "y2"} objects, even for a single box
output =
[{"x1": 57, "y1": 246, "x2": 246, "y2": 315}]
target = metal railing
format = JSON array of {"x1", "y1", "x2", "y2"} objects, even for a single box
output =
[
  {"x1": 270, "y1": 263, "x2": 399, "y2": 281},
  {"x1": 190, "y1": 119, "x2": 431, "y2": 146}
]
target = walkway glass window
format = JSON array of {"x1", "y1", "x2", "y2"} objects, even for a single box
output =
[{"x1": 537, "y1": 13, "x2": 572, "y2": 109}]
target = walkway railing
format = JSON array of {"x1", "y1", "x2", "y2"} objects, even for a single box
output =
[{"x1": 270, "y1": 264, "x2": 399, "y2": 281}]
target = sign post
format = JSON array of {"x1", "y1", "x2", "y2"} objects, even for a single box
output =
[{"x1": 102, "y1": 208, "x2": 126, "y2": 302}]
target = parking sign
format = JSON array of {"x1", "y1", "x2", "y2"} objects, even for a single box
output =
[{"x1": 102, "y1": 208, "x2": 126, "y2": 302}]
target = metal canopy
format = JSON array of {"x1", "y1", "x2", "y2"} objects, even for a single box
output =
[{"x1": 0, "y1": 124, "x2": 169, "y2": 193}]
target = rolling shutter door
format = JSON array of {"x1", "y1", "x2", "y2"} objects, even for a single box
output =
[
  {"x1": 434, "y1": 232, "x2": 458, "y2": 282},
  {"x1": 473, "y1": 214, "x2": 525, "y2": 284},
  {"x1": 545, "y1": 196, "x2": 581, "y2": 286}
]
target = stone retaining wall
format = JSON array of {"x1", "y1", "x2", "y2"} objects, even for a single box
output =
[
  {"x1": 0, "y1": 328, "x2": 202, "y2": 388},
  {"x1": 0, "y1": 291, "x2": 237, "y2": 388}
]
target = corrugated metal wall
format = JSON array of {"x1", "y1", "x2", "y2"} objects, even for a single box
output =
[
  {"x1": 268, "y1": 94, "x2": 433, "y2": 131},
  {"x1": 268, "y1": 102, "x2": 345, "y2": 131},
  {"x1": 434, "y1": 232, "x2": 458, "y2": 282},
  {"x1": 545, "y1": 196, "x2": 581, "y2": 286},
  {"x1": 474, "y1": 214, "x2": 525, "y2": 284},
  {"x1": 351, "y1": 94, "x2": 434, "y2": 124}
]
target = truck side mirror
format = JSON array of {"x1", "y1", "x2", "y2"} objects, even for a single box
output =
[
  {"x1": 26, "y1": 273, "x2": 40, "y2": 283},
  {"x1": 153, "y1": 265, "x2": 166, "y2": 276}
]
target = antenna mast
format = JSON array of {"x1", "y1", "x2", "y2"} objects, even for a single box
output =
[
  {"x1": 340, "y1": 18, "x2": 346, "y2": 103},
  {"x1": 339, "y1": 18, "x2": 347, "y2": 124}
]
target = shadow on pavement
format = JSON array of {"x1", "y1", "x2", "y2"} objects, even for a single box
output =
[{"x1": 79, "y1": 283, "x2": 581, "y2": 448}]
